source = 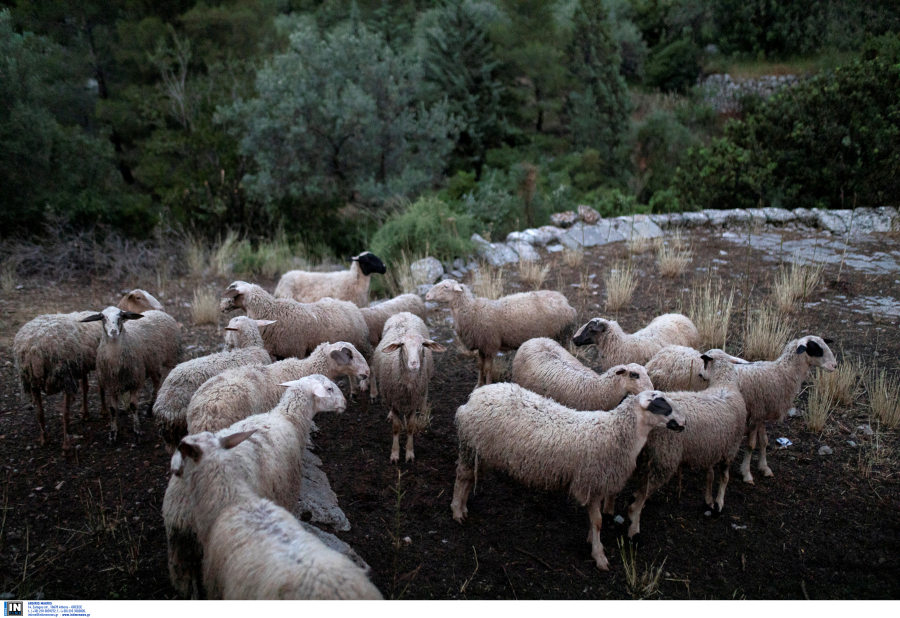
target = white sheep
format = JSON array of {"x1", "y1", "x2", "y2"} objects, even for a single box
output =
[
  {"x1": 451, "y1": 385, "x2": 685, "y2": 569},
  {"x1": 372, "y1": 312, "x2": 446, "y2": 463},
  {"x1": 511, "y1": 337, "x2": 654, "y2": 410},
  {"x1": 186, "y1": 342, "x2": 369, "y2": 435},
  {"x1": 172, "y1": 427, "x2": 381, "y2": 599},
  {"x1": 274, "y1": 251, "x2": 386, "y2": 307},
  {"x1": 625, "y1": 349, "x2": 748, "y2": 545},
  {"x1": 13, "y1": 312, "x2": 104, "y2": 450},
  {"x1": 737, "y1": 336, "x2": 836, "y2": 484},
  {"x1": 645, "y1": 345, "x2": 748, "y2": 392},
  {"x1": 117, "y1": 289, "x2": 164, "y2": 313},
  {"x1": 425, "y1": 280, "x2": 576, "y2": 387},
  {"x1": 164, "y1": 375, "x2": 345, "y2": 599},
  {"x1": 361, "y1": 293, "x2": 426, "y2": 346},
  {"x1": 155, "y1": 317, "x2": 275, "y2": 452},
  {"x1": 573, "y1": 314, "x2": 700, "y2": 371},
  {"x1": 80, "y1": 307, "x2": 181, "y2": 442}
]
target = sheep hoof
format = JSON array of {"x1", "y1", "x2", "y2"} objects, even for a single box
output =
[
  {"x1": 705, "y1": 503, "x2": 721, "y2": 518},
  {"x1": 452, "y1": 508, "x2": 467, "y2": 523},
  {"x1": 390, "y1": 452, "x2": 400, "y2": 464},
  {"x1": 593, "y1": 555, "x2": 610, "y2": 571},
  {"x1": 108, "y1": 430, "x2": 118, "y2": 443},
  {"x1": 760, "y1": 466, "x2": 774, "y2": 477},
  {"x1": 405, "y1": 451, "x2": 415, "y2": 462},
  {"x1": 628, "y1": 533, "x2": 643, "y2": 548},
  {"x1": 742, "y1": 473, "x2": 755, "y2": 484}
]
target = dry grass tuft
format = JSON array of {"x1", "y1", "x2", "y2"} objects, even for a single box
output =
[
  {"x1": 656, "y1": 232, "x2": 692, "y2": 277},
  {"x1": 805, "y1": 377, "x2": 837, "y2": 432},
  {"x1": 742, "y1": 307, "x2": 793, "y2": 361},
  {"x1": 618, "y1": 538, "x2": 666, "y2": 600},
  {"x1": 816, "y1": 358, "x2": 860, "y2": 406},
  {"x1": 473, "y1": 262, "x2": 505, "y2": 300},
  {"x1": 184, "y1": 235, "x2": 207, "y2": 278},
  {"x1": 689, "y1": 279, "x2": 734, "y2": 350},
  {"x1": 562, "y1": 246, "x2": 584, "y2": 268},
  {"x1": 211, "y1": 230, "x2": 241, "y2": 277},
  {"x1": 627, "y1": 235, "x2": 651, "y2": 255},
  {"x1": 191, "y1": 288, "x2": 220, "y2": 326},
  {"x1": 865, "y1": 368, "x2": 900, "y2": 429},
  {"x1": 384, "y1": 251, "x2": 419, "y2": 297},
  {"x1": 772, "y1": 259, "x2": 825, "y2": 313},
  {"x1": 1, "y1": 260, "x2": 17, "y2": 294},
  {"x1": 604, "y1": 260, "x2": 637, "y2": 312},
  {"x1": 518, "y1": 258, "x2": 550, "y2": 290},
  {"x1": 412, "y1": 401, "x2": 432, "y2": 434}
]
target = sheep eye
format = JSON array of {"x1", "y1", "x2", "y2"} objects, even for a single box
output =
[{"x1": 630, "y1": 372, "x2": 639, "y2": 379}]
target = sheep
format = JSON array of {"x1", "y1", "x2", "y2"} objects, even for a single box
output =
[
  {"x1": 223, "y1": 316, "x2": 275, "y2": 352},
  {"x1": 220, "y1": 280, "x2": 373, "y2": 361},
  {"x1": 625, "y1": 349, "x2": 748, "y2": 545},
  {"x1": 118, "y1": 289, "x2": 164, "y2": 313},
  {"x1": 13, "y1": 312, "x2": 104, "y2": 450},
  {"x1": 511, "y1": 337, "x2": 654, "y2": 410},
  {"x1": 155, "y1": 316, "x2": 275, "y2": 452},
  {"x1": 172, "y1": 425, "x2": 381, "y2": 599},
  {"x1": 451, "y1": 385, "x2": 685, "y2": 570},
  {"x1": 572, "y1": 314, "x2": 700, "y2": 371},
  {"x1": 274, "y1": 251, "x2": 386, "y2": 307},
  {"x1": 361, "y1": 293, "x2": 426, "y2": 346},
  {"x1": 737, "y1": 336, "x2": 836, "y2": 484},
  {"x1": 164, "y1": 375, "x2": 346, "y2": 599},
  {"x1": 80, "y1": 307, "x2": 181, "y2": 442},
  {"x1": 425, "y1": 280, "x2": 576, "y2": 387},
  {"x1": 186, "y1": 342, "x2": 369, "y2": 435},
  {"x1": 372, "y1": 312, "x2": 446, "y2": 463},
  {"x1": 645, "y1": 345, "x2": 748, "y2": 392}
]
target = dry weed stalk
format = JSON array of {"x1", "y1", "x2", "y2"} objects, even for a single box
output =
[
  {"x1": 412, "y1": 401, "x2": 433, "y2": 434},
  {"x1": 865, "y1": 368, "x2": 900, "y2": 429},
  {"x1": 604, "y1": 261, "x2": 637, "y2": 312},
  {"x1": 518, "y1": 257, "x2": 550, "y2": 290},
  {"x1": 627, "y1": 235, "x2": 651, "y2": 255},
  {"x1": 816, "y1": 357, "x2": 860, "y2": 406},
  {"x1": 743, "y1": 307, "x2": 793, "y2": 361},
  {"x1": 805, "y1": 378, "x2": 837, "y2": 432},
  {"x1": 385, "y1": 251, "x2": 419, "y2": 297},
  {"x1": 1, "y1": 260, "x2": 17, "y2": 294},
  {"x1": 618, "y1": 538, "x2": 666, "y2": 600},
  {"x1": 656, "y1": 232, "x2": 692, "y2": 277},
  {"x1": 562, "y1": 246, "x2": 584, "y2": 268},
  {"x1": 191, "y1": 288, "x2": 220, "y2": 326},
  {"x1": 689, "y1": 279, "x2": 734, "y2": 350},
  {"x1": 473, "y1": 262, "x2": 505, "y2": 300},
  {"x1": 211, "y1": 230, "x2": 240, "y2": 276},
  {"x1": 772, "y1": 259, "x2": 825, "y2": 314},
  {"x1": 184, "y1": 235, "x2": 207, "y2": 278}
]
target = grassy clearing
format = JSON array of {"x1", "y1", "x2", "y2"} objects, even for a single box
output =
[
  {"x1": 816, "y1": 357, "x2": 860, "y2": 406},
  {"x1": 703, "y1": 51, "x2": 857, "y2": 80},
  {"x1": 689, "y1": 278, "x2": 734, "y2": 350}
]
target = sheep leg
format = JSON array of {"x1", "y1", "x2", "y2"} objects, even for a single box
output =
[
  {"x1": 390, "y1": 411, "x2": 402, "y2": 464},
  {"x1": 146, "y1": 372, "x2": 161, "y2": 417},
  {"x1": 61, "y1": 391, "x2": 73, "y2": 452},
  {"x1": 482, "y1": 353, "x2": 494, "y2": 386},
  {"x1": 108, "y1": 397, "x2": 119, "y2": 443},
  {"x1": 99, "y1": 384, "x2": 109, "y2": 420},
  {"x1": 80, "y1": 372, "x2": 90, "y2": 421},
  {"x1": 587, "y1": 496, "x2": 610, "y2": 570},
  {"x1": 368, "y1": 374, "x2": 378, "y2": 401},
  {"x1": 130, "y1": 391, "x2": 143, "y2": 439},
  {"x1": 451, "y1": 451, "x2": 476, "y2": 523},
  {"x1": 627, "y1": 473, "x2": 665, "y2": 546},
  {"x1": 405, "y1": 414, "x2": 416, "y2": 462},
  {"x1": 757, "y1": 425, "x2": 774, "y2": 477},
  {"x1": 740, "y1": 424, "x2": 758, "y2": 484},
  {"x1": 475, "y1": 353, "x2": 485, "y2": 387},
  {"x1": 33, "y1": 388, "x2": 48, "y2": 446},
  {"x1": 714, "y1": 460, "x2": 730, "y2": 513},
  {"x1": 704, "y1": 467, "x2": 716, "y2": 511}
]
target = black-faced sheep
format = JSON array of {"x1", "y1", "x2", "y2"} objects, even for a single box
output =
[
  {"x1": 274, "y1": 251, "x2": 386, "y2": 307},
  {"x1": 573, "y1": 314, "x2": 700, "y2": 371}
]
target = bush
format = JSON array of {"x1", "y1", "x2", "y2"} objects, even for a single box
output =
[
  {"x1": 370, "y1": 197, "x2": 475, "y2": 265},
  {"x1": 645, "y1": 37, "x2": 701, "y2": 93}
]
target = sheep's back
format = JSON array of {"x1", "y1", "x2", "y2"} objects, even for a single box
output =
[
  {"x1": 645, "y1": 346, "x2": 708, "y2": 392},
  {"x1": 735, "y1": 358, "x2": 806, "y2": 425},
  {"x1": 14, "y1": 313, "x2": 95, "y2": 395},
  {"x1": 187, "y1": 365, "x2": 281, "y2": 434},
  {"x1": 127, "y1": 310, "x2": 182, "y2": 371}
]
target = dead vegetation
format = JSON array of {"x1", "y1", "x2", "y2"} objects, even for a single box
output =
[
  {"x1": 604, "y1": 260, "x2": 637, "y2": 312},
  {"x1": 191, "y1": 288, "x2": 220, "y2": 326},
  {"x1": 743, "y1": 307, "x2": 794, "y2": 361},
  {"x1": 688, "y1": 278, "x2": 734, "y2": 350},
  {"x1": 656, "y1": 231, "x2": 692, "y2": 277}
]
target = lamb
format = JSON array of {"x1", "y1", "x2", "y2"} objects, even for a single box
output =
[
  {"x1": 625, "y1": 349, "x2": 748, "y2": 545},
  {"x1": 171, "y1": 424, "x2": 381, "y2": 599},
  {"x1": 14, "y1": 312, "x2": 104, "y2": 450},
  {"x1": 572, "y1": 314, "x2": 700, "y2": 371},
  {"x1": 737, "y1": 336, "x2": 836, "y2": 484},
  {"x1": 80, "y1": 307, "x2": 181, "y2": 442},
  {"x1": 361, "y1": 293, "x2": 426, "y2": 346},
  {"x1": 117, "y1": 289, "x2": 164, "y2": 313},
  {"x1": 645, "y1": 345, "x2": 748, "y2": 392},
  {"x1": 186, "y1": 342, "x2": 369, "y2": 435},
  {"x1": 274, "y1": 251, "x2": 386, "y2": 307},
  {"x1": 164, "y1": 375, "x2": 346, "y2": 599},
  {"x1": 220, "y1": 281, "x2": 373, "y2": 363},
  {"x1": 451, "y1": 385, "x2": 685, "y2": 569},
  {"x1": 511, "y1": 337, "x2": 653, "y2": 410},
  {"x1": 372, "y1": 312, "x2": 446, "y2": 463},
  {"x1": 155, "y1": 316, "x2": 275, "y2": 452},
  {"x1": 425, "y1": 280, "x2": 576, "y2": 387}
]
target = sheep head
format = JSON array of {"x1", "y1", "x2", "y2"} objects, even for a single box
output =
[
  {"x1": 353, "y1": 251, "x2": 387, "y2": 276},
  {"x1": 425, "y1": 279, "x2": 463, "y2": 302},
  {"x1": 171, "y1": 429, "x2": 257, "y2": 477},
  {"x1": 278, "y1": 374, "x2": 347, "y2": 415},
  {"x1": 325, "y1": 342, "x2": 370, "y2": 383},
  {"x1": 118, "y1": 289, "x2": 163, "y2": 313},
  {"x1": 383, "y1": 335, "x2": 447, "y2": 373},
  {"x1": 573, "y1": 318, "x2": 610, "y2": 347},
  {"x1": 637, "y1": 391, "x2": 685, "y2": 432},
  {"x1": 80, "y1": 306, "x2": 144, "y2": 341},
  {"x1": 795, "y1": 336, "x2": 837, "y2": 372},
  {"x1": 614, "y1": 363, "x2": 654, "y2": 394}
]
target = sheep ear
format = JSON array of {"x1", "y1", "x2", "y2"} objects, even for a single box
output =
[
  {"x1": 382, "y1": 342, "x2": 403, "y2": 353},
  {"x1": 80, "y1": 313, "x2": 104, "y2": 323},
  {"x1": 700, "y1": 354, "x2": 712, "y2": 367},
  {"x1": 220, "y1": 430, "x2": 256, "y2": 450},
  {"x1": 121, "y1": 311, "x2": 144, "y2": 320},
  {"x1": 312, "y1": 383, "x2": 330, "y2": 398},
  {"x1": 170, "y1": 451, "x2": 185, "y2": 477},
  {"x1": 255, "y1": 319, "x2": 276, "y2": 328},
  {"x1": 177, "y1": 439, "x2": 203, "y2": 464},
  {"x1": 450, "y1": 281, "x2": 463, "y2": 292},
  {"x1": 423, "y1": 340, "x2": 447, "y2": 353},
  {"x1": 222, "y1": 286, "x2": 241, "y2": 298},
  {"x1": 330, "y1": 347, "x2": 352, "y2": 365},
  {"x1": 615, "y1": 368, "x2": 626, "y2": 375},
  {"x1": 796, "y1": 344, "x2": 807, "y2": 355},
  {"x1": 804, "y1": 340, "x2": 824, "y2": 358},
  {"x1": 822, "y1": 338, "x2": 834, "y2": 344},
  {"x1": 646, "y1": 396, "x2": 673, "y2": 415}
]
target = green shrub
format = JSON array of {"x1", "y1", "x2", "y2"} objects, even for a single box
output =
[
  {"x1": 371, "y1": 197, "x2": 475, "y2": 265},
  {"x1": 645, "y1": 37, "x2": 701, "y2": 93},
  {"x1": 648, "y1": 188, "x2": 683, "y2": 213}
]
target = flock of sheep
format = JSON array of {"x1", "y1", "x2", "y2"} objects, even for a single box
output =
[{"x1": 13, "y1": 249, "x2": 838, "y2": 598}]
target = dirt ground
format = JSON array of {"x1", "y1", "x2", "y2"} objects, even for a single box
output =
[{"x1": 0, "y1": 227, "x2": 898, "y2": 600}]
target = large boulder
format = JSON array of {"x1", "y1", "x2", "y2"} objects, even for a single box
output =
[
  {"x1": 471, "y1": 233, "x2": 519, "y2": 266},
  {"x1": 410, "y1": 257, "x2": 444, "y2": 285},
  {"x1": 550, "y1": 211, "x2": 577, "y2": 228}
]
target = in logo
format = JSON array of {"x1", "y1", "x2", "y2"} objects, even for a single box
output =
[{"x1": 3, "y1": 602, "x2": 22, "y2": 617}]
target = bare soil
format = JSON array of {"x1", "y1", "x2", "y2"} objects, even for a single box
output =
[{"x1": 1, "y1": 228, "x2": 898, "y2": 600}]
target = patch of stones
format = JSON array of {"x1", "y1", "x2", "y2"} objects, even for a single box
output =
[{"x1": 700, "y1": 73, "x2": 800, "y2": 114}]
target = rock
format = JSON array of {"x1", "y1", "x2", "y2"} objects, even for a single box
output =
[
  {"x1": 612, "y1": 214, "x2": 663, "y2": 239},
  {"x1": 466, "y1": 260, "x2": 479, "y2": 272},
  {"x1": 416, "y1": 284, "x2": 434, "y2": 297},
  {"x1": 680, "y1": 211, "x2": 710, "y2": 228},
  {"x1": 298, "y1": 521, "x2": 371, "y2": 574},
  {"x1": 577, "y1": 204, "x2": 601, "y2": 224},
  {"x1": 546, "y1": 244, "x2": 564, "y2": 253},
  {"x1": 613, "y1": 515, "x2": 625, "y2": 525},
  {"x1": 410, "y1": 257, "x2": 444, "y2": 286},
  {"x1": 847, "y1": 440, "x2": 857, "y2": 447},
  {"x1": 816, "y1": 210, "x2": 847, "y2": 234},
  {"x1": 439, "y1": 273, "x2": 457, "y2": 281},
  {"x1": 451, "y1": 270, "x2": 464, "y2": 278},
  {"x1": 818, "y1": 445, "x2": 833, "y2": 456},
  {"x1": 506, "y1": 226, "x2": 562, "y2": 246},
  {"x1": 296, "y1": 448, "x2": 351, "y2": 532},
  {"x1": 560, "y1": 221, "x2": 626, "y2": 249},
  {"x1": 550, "y1": 211, "x2": 577, "y2": 228},
  {"x1": 705, "y1": 209, "x2": 750, "y2": 227},
  {"x1": 792, "y1": 208, "x2": 819, "y2": 226},
  {"x1": 471, "y1": 234, "x2": 519, "y2": 266},
  {"x1": 787, "y1": 407, "x2": 798, "y2": 417},
  {"x1": 744, "y1": 208, "x2": 768, "y2": 226},
  {"x1": 852, "y1": 207, "x2": 896, "y2": 234},
  {"x1": 508, "y1": 241, "x2": 540, "y2": 262},
  {"x1": 858, "y1": 424, "x2": 874, "y2": 436},
  {"x1": 453, "y1": 258, "x2": 467, "y2": 272},
  {"x1": 761, "y1": 207, "x2": 794, "y2": 224}
]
